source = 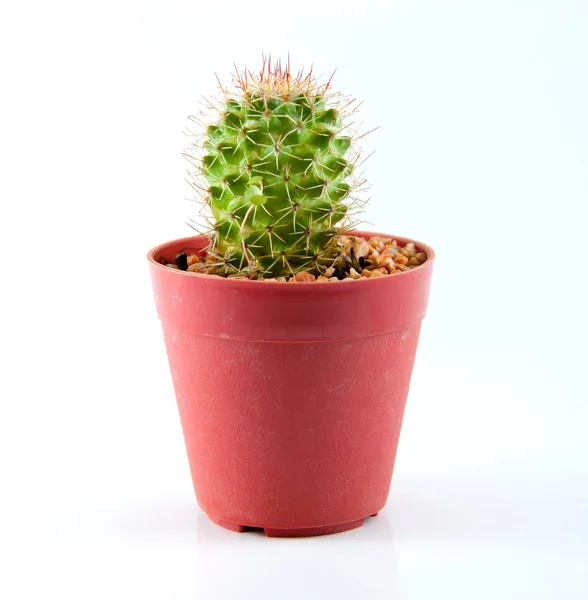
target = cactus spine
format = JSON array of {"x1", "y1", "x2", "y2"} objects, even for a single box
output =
[{"x1": 185, "y1": 58, "x2": 366, "y2": 278}]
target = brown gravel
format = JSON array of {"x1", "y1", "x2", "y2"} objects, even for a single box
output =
[
  {"x1": 163, "y1": 235, "x2": 427, "y2": 281},
  {"x1": 289, "y1": 272, "x2": 316, "y2": 283}
]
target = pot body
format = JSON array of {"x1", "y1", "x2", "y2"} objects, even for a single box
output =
[{"x1": 148, "y1": 232, "x2": 434, "y2": 536}]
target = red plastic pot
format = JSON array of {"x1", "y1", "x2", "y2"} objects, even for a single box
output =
[{"x1": 148, "y1": 231, "x2": 434, "y2": 537}]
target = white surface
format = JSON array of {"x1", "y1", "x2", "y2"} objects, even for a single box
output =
[{"x1": 1, "y1": 1, "x2": 587, "y2": 598}]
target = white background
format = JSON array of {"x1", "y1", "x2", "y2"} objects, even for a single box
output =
[{"x1": 1, "y1": 0, "x2": 587, "y2": 598}]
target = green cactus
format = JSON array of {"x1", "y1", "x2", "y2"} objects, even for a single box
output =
[{"x1": 185, "y1": 59, "x2": 365, "y2": 278}]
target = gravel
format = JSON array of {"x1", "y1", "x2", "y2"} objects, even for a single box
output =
[{"x1": 163, "y1": 235, "x2": 428, "y2": 281}]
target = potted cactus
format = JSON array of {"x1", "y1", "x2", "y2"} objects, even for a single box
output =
[{"x1": 148, "y1": 58, "x2": 435, "y2": 537}]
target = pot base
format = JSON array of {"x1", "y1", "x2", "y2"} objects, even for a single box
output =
[{"x1": 211, "y1": 514, "x2": 379, "y2": 537}]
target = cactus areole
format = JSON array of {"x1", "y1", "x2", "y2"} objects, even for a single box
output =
[
  {"x1": 184, "y1": 59, "x2": 367, "y2": 278},
  {"x1": 148, "y1": 58, "x2": 435, "y2": 537}
]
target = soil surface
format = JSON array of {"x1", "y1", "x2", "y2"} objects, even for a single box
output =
[{"x1": 162, "y1": 235, "x2": 427, "y2": 281}]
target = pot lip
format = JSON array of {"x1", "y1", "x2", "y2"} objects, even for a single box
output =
[{"x1": 147, "y1": 230, "x2": 436, "y2": 286}]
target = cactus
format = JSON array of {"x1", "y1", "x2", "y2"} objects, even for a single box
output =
[{"x1": 185, "y1": 58, "x2": 367, "y2": 278}]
